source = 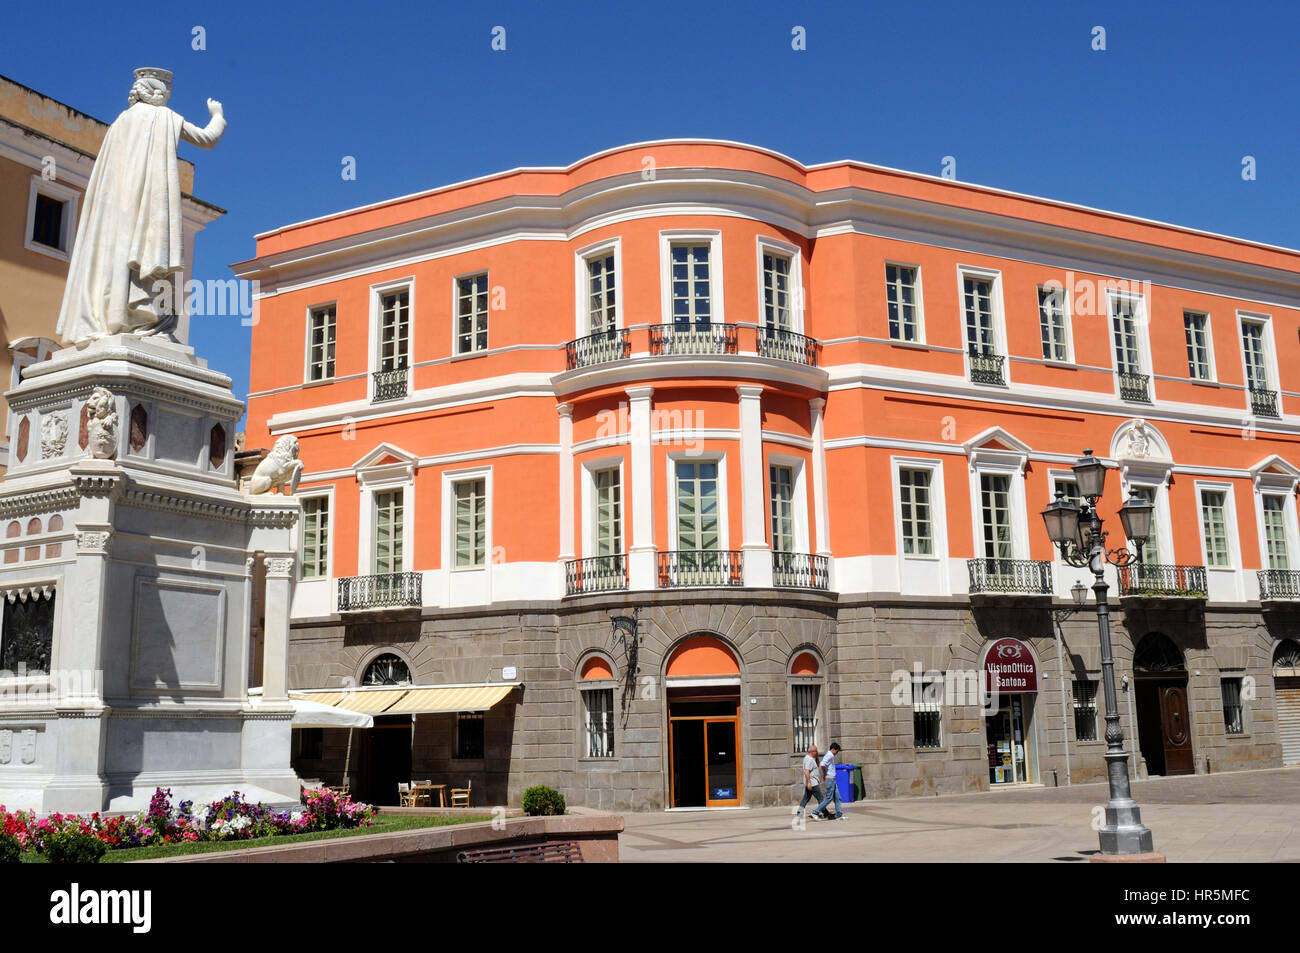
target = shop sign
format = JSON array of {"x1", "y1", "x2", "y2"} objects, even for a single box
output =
[{"x1": 984, "y1": 638, "x2": 1037, "y2": 693}]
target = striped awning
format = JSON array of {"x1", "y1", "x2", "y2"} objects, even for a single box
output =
[{"x1": 289, "y1": 682, "x2": 521, "y2": 716}]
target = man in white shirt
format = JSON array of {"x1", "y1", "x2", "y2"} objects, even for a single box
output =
[
  {"x1": 797, "y1": 744, "x2": 823, "y2": 818},
  {"x1": 814, "y1": 742, "x2": 844, "y2": 820}
]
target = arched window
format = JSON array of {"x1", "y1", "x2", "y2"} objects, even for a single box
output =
[
  {"x1": 577, "y1": 653, "x2": 616, "y2": 759},
  {"x1": 788, "y1": 649, "x2": 823, "y2": 753},
  {"x1": 1134, "y1": 633, "x2": 1184, "y2": 674},
  {"x1": 362, "y1": 653, "x2": 411, "y2": 686},
  {"x1": 665, "y1": 635, "x2": 739, "y2": 678},
  {"x1": 1274, "y1": 639, "x2": 1300, "y2": 675}
]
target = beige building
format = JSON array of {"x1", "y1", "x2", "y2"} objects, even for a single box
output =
[{"x1": 0, "y1": 73, "x2": 223, "y2": 469}]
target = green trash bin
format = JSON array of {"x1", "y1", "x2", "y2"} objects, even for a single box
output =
[{"x1": 851, "y1": 765, "x2": 865, "y2": 802}]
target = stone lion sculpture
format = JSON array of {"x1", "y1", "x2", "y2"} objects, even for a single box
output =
[
  {"x1": 85, "y1": 386, "x2": 119, "y2": 459},
  {"x1": 248, "y1": 435, "x2": 303, "y2": 495}
]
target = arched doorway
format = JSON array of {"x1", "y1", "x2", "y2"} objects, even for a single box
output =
[
  {"x1": 358, "y1": 652, "x2": 413, "y2": 805},
  {"x1": 1274, "y1": 640, "x2": 1300, "y2": 765},
  {"x1": 1132, "y1": 633, "x2": 1193, "y2": 776},
  {"x1": 665, "y1": 635, "x2": 742, "y2": 808}
]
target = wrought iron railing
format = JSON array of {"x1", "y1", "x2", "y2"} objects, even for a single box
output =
[
  {"x1": 758, "y1": 328, "x2": 821, "y2": 366},
  {"x1": 966, "y1": 558, "x2": 1053, "y2": 595},
  {"x1": 650, "y1": 323, "x2": 738, "y2": 356},
  {"x1": 657, "y1": 550, "x2": 744, "y2": 588},
  {"x1": 1250, "y1": 388, "x2": 1280, "y2": 419},
  {"x1": 1258, "y1": 569, "x2": 1300, "y2": 600},
  {"x1": 372, "y1": 367, "x2": 408, "y2": 402},
  {"x1": 565, "y1": 329, "x2": 630, "y2": 370},
  {"x1": 968, "y1": 351, "x2": 1006, "y2": 386},
  {"x1": 1118, "y1": 564, "x2": 1207, "y2": 598},
  {"x1": 772, "y1": 552, "x2": 830, "y2": 590},
  {"x1": 565, "y1": 555, "x2": 628, "y2": 595},
  {"x1": 1118, "y1": 371, "x2": 1150, "y2": 403},
  {"x1": 337, "y1": 572, "x2": 422, "y2": 611}
]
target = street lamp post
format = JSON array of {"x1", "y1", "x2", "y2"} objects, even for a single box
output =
[{"x1": 1041, "y1": 449, "x2": 1156, "y2": 855}]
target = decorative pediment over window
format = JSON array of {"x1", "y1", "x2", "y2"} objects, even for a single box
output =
[
  {"x1": 1111, "y1": 418, "x2": 1173, "y2": 487},
  {"x1": 963, "y1": 427, "x2": 1030, "y2": 473},
  {"x1": 352, "y1": 443, "x2": 418, "y2": 484},
  {"x1": 1249, "y1": 454, "x2": 1300, "y2": 493}
]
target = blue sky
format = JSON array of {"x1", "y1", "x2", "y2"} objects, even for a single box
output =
[{"x1": 6, "y1": 1, "x2": 1300, "y2": 409}]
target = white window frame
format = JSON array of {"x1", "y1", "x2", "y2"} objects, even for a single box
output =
[
  {"x1": 767, "y1": 453, "x2": 810, "y2": 554},
  {"x1": 357, "y1": 465, "x2": 415, "y2": 577},
  {"x1": 666, "y1": 452, "x2": 729, "y2": 553},
  {"x1": 1182, "y1": 310, "x2": 1217, "y2": 382},
  {"x1": 659, "y1": 230, "x2": 724, "y2": 327},
  {"x1": 297, "y1": 488, "x2": 335, "y2": 580},
  {"x1": 573, "y1": 238, "x2": 622, "y2": 337},
  {"x1": 755, "y1": 236, "x2": 804, "y2": 334},
  {"x1": 967, "y1": 461, "x2": 1029, "y2": 562},
  {"x1": 884, "y1": 261, "x2": 925, "y2": 344},
  {"x1": 1236, "y1": 311, "x2": 1279, "y2": 396},
  {"x1": 1106, "y1": 289, "x2": 1152, "y2": 391},
  {"x1": 304, "y1": 301, "x2": 338, "y2": 384},
  {"x1": 441, "y1": 465, "x2": 493, "y2": 573},
  {"x1": 1036, "y1": 282, "x2": 1074, "y2": 364},
  {"x1": 580, "y1": 456, "x2": 626, "y2": 558},
  {"x1": 1253, "y1": 467, "x2": 1300, "y2": 575},
  {"x1": 956, "y1": 265, "x2": 1008, "y2": 382},
  {"x1": 24, "y1": 175, "x2": 79, "y2": 261},
  {"x1": 367, "y1": 277, "x2": 415, "y2": 399},
  {"x1": 453, "y1": 270, "x2": 490, "y2": 356},
  {"x1": 1194, "y1": 481, "x2": 1241, "y2": 571},
  {"x1": 892, "y1": 457, "x2": 947, "y2": 562}
]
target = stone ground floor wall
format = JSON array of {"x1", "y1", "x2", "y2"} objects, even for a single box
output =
[{"x1": 287, "y1": 592, "x2": 1290, "y2": 812}]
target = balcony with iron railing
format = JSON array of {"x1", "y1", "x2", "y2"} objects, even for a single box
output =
[
  {"x1": 1258, "y1": 569, "x2": 1300, "y2": 602},
  {"x1": 372, "y1": 367, "x2": 408, "y2": 402},
  {"x1": 649, "y1": 322, "x2": 739, "y2": 356},
  {"x1": 1118, "y1": 371, "x2": 1150, "y2": 403},
  {"x1": 967, "y1": 558, "x2": 1053, "y2": 596},
  {"x1": 565, "y1": 555, "x2": 628, "y2": 595},
  {"x1": 1117, "y1": 564, "x2": 1207, "y2": 599},
  {"x1": 772, "y1": 551, "x2": 830, "y2": 590},
  {"x1": 338, "y1": 572, "x2": 422, "y2": 611},
  {"x1": 757, "y1": 328, "x2": 821, "y2": 367},
  {"x1": 967, "y1": 351, "x2": 1006, "y2": 386},
  {"x1": 657, "y1": 550, "x2": 744, "y2": 589},
  {"x1": 1249, "y1": 388, "x2": 1280, "y2": 419},
  {"x1": 565, "y1": 328, "x2": 631, "y2": 370}
]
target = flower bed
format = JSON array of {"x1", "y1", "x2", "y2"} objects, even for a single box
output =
[{"x1": 0, "y1": 786, "x2": 377, "y2": 863}]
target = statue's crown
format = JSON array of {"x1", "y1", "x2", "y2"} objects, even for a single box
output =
[{"x1": 133, "y1": 67, "x2": 173, "y2": 87}]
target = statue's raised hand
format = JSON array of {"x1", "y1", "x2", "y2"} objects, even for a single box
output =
[{"x1": 207, "y1": 98, "x2": 223, "y2": 118}]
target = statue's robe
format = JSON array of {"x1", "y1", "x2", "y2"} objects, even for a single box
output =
[{"x1": 56, "y1": 101, "x2": 224, "y2": 345}]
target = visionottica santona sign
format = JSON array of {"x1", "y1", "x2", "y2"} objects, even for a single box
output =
[{"x1": 982, "y1": 638, "x2": 1038, "y2": 693}]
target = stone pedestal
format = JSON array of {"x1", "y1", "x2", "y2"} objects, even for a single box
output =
[{"x1": 0, "y1": 335, "x2": 300, "y2": 813}]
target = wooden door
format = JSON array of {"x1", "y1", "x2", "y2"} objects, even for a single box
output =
[{"x1": 1158, "y1": 684, "x2": 1194, "y2": 776}]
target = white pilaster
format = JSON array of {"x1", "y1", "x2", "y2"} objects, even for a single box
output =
[
  {"x1": 261, "y1": 555, "x2": 295, "y2": 701},
  {"x1": 557, "y1": 403, "x2": 575, "y2": 566},
  {"x1": 810, "y1": 397, "x2": 831, "y2": 559},
  {"x1": 626, "y1": 386, "x2": 656, "y2": 590},
  {"x1": 738, "y1": 385, "x2": 772, "y2": 587}
]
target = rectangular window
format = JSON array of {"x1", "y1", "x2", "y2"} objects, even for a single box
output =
[
  {"x1": 300, "y1": 497, "x2": 330, "y2": 579},
  {"x1": 454, "y1": 479, "x2": 488, "y2": 568},
  {"x1": 32, "y1": 193, "x2": 64, "y2": 250},
  {"x1": 1130, "y1": 486, "x2": 1160, "y2": 564},
  {"x1": 457, "y1": 273, "x2": 489, "y2": 354},
  {"x1": 676, "y1": 461, "x2": 720, "y2": 553},
  {"x1": 1200, "y1": 489, "x2": 1231, "y2": 567},
  {"x1": 963, "y1": 276, "x2": 996, "y2": 356},
  {"x1": 1053, "y1": 477, "x2": 1080, "y2": 505},
  {"x1": 1221, "y1": 678, "x2": 1244, "y2": 735},
  {"x1": 1184, "y1": 311, "x2": 1212, "y2": 380},
  {"x1": 586, "y1": 253, "x2": 616, "y2": 333},
  {"x1": 899, "y1": 468, "x2": 934, "y2": 556},
  {"x1": 583, "y1": 688, "x2": 615, "y2": 758},
  {"x1": 378, "y1": 290, "x2": 410, "y2": 371},
  {"x1": 1263, "y1": 495, "x2": 1290, "y2": 571},
  {"x1": 308, "y1": 305, "x2": 337, "y2": 381},
  {"x1": 762, "y1": 252, "x2": 792, "y2": 331},
  {"x1": 372, "y1": 490, "x2": 403, "y2": 575},
  {"x1": 1241, "y1": 320, "x2": 1270, "y2": 392},
  {"x1": 1038, "y1": 285, "x2": 1069, "y2": 361},
  {"x1": 670, "y1": 243, "x2": 712, "y2": 328},
  {"x1": 593, "y1": 468, "x2": 622, "y2": 557},
  {"x1": 1072, "y1": 680, "x2": 1099, "y2": 741},
  {"x1": 769, "y1": 465, "x2": 795, "y2": 554},
  {"x1": 792, "y1": 683, "x2": 819, "y2": 752},
  {"x1": 979, "y1": 474, "x2": 1013, "y2": 560},
  {"x1": 1111, "y1": 296, "x2": 1143, "y2": 376},
  {"x1": 455, "y1": 711, "x2": 485, "y2": 759},
  {"x1": 886, "y1": 264, "x2": 919, "y2": 342},
  {"x1": 912, "y1": 677, "x2": 942, "y2": 749}
]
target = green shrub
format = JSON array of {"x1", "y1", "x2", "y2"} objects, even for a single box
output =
[
  {"x1": 521, "y1": 784, "x2": 566, "y2": 817},
  {"x1": 43, "y1": 828, "x2": 107, "y2": 864},
  {"x1": 0, "y1": 836, "x2": 20, "y2": 863}
]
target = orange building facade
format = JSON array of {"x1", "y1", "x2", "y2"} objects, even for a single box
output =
[{"x1": 237, "y1": 141, "x2": 1300, "y2": 809}]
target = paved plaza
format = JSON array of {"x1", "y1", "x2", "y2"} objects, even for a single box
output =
[{"x1": 620, "y1": 766, "x2": 1300, "y2": 862}]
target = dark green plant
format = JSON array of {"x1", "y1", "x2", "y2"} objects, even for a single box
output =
[
  {"x1": 521, "y1": 784, "x2": 566, "y2": 816},
  {"x1": 43, "y1": 828, "x2": 108, "y2": 864},
  {"x1": 0, "y1": 835, "x2": 20, "y2": 863}
]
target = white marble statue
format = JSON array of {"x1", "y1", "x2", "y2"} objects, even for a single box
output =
[
  {"x1": 56, "y1": 67, "x2": 226, "y2": 347},
  {"x1": 85, "y1": 387, "x2": 119, "y2": 459},
  {"x1": 248, "y1": 435, "x2": 303, "y2": 495},
  {"x1": 1125, "y1": 419, "x2": 1152, "y2": 459}
]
